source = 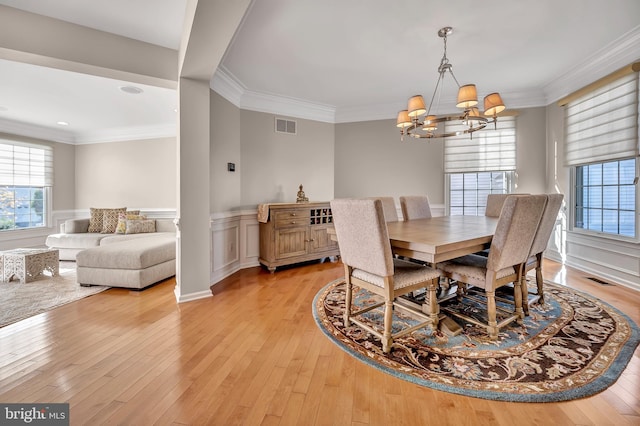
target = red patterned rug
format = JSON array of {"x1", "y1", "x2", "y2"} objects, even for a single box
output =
[{"x1": 313, "y1": 278, "x2": 639, "y2": 402}]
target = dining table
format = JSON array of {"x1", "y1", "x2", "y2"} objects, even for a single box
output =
[
  {"x1": 329, "y1": 214, "x2": 500, "y2": 335},
  {"x1": 386, "y1": 215, "x2": 499, "y2": 335},
  {"x1": 385, "y1": 215, "x2": 499, "y2": 264}
]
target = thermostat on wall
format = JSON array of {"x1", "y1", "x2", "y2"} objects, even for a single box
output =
[{"x1": 227, "y1": 162, "x2": 235, "y2": 172}]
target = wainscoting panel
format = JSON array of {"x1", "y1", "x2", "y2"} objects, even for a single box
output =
[
  {"x1": 242, "y1": 221, "x2": 260, "y2": 267},
  {"x1": 210, "y1": 210, "x2": 260, "y2": 284},
  {"x1": 211, "y1": 221, "x2": 239, "y2": 272},
  {"x1": 565, "y1": 231, "x2": 640, "y2": 292}
]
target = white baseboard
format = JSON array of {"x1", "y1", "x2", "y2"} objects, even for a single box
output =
[{"x1": 174, "y1": 287, "x2": 213, "y2": 303}]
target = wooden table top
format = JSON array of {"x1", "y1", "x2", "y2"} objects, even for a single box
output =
[{"x1": 386, "y1": 216, "x2": 499, "y2": 264}]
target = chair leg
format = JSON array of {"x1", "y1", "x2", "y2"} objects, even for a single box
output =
[
  {"x1": 513, "y1": 278, "x2": 524, "y2": 323},
  {"x1": 427, "y1": 279, "x2": 440, "y2": 327},
  {"x1": 536, "y1": 254, "x2": 544, "y2": 304},
  {"x1": 456, "y1": 281, "x2": 467, "y2": 300},
  {"x1": 343, "y1": 281, "x2": 353, "y2": 327},
  {"x1": 520, "y1": 273, "x2": 530, "y2": 315},
  {"x1": 382, "y1": 299, "x2": 393, "y2": 353},
  {"x1": 486, "y1": 290, "x2": 499, "y2": 340}
]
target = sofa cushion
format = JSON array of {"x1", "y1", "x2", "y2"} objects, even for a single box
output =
[
  {"x1": 76, "y1": 236, "x2": 176, "y2": 270},
  {"x1": 99, "y1": 232, "x2": 175, "y2": 245},
  {"x1": 45, "y1": 232, "x2": 106, "y2": 249},
  {"x1": 64, "y1": 218, "x2": 90, "y2": 233}
]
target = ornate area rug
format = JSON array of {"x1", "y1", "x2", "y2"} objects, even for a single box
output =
[
  {"x1": 0, "y1": 261, "x2": 108, "y2": 328},
  {"x1": 313, "y1": 278, "x2": 640, "y2": 402}
]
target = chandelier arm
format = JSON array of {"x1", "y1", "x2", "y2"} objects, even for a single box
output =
[
  {"x1": 405, "y1": 114, "x2": 489, "y2": 139},
  {"x1": 425, "y1": 71, "x2": 445, "y2": 117},
  {"x1": 447, "y1": 68, "x2": 461, "y2": 90}
]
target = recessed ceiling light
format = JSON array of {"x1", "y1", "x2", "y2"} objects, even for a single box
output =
[
  {"x1": 57, "y1": 121, "x2": 69, "y2": 126},
  {"x1": 119, "y1": 85, "x2": 144, "y2": 95}
]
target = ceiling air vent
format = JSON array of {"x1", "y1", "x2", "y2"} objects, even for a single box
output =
[{"x1": 275, "y1": 118, "x2": 297, "y2": 135}]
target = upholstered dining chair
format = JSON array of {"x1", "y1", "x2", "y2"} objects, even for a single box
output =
[
  {"x1": 484, "y1": 193, "x2": 530, "y2": 217},
  {"x1": 521, "y1": 193, "x2": 564, "y2": 313},
  {"x1": 330, "y1": 198, "x2": 442, "y2": 353},
  {"x1": 438, "y1": 195, "x2": 547, "y2": 340},
  {"x1": 476, "y1": 193, "x2": 530, "y2": 257},
  {"x1": 400, "y1": 195, "x2": 432, "y2": 220},
  {"x1": 368, "y1": 196, "x2": 399, "y2": 222}
]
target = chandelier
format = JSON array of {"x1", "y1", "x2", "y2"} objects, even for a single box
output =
[{"x1": 396, "y1": 27, "x2": 506, "y2": 140}]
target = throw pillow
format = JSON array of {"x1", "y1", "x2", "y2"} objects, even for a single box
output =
[
  {"x1": 115, "y1": 213, "x2": 147, "y2": 234},
  {"x1": 100, "y1": 208, "x2": 127, "y2": 233},
  {"x1": 125, "y1": 219, "x2": 156, "y2": 234},
  {"x1": 88, "y1": 208, "x2": 105, "y2": 233}
]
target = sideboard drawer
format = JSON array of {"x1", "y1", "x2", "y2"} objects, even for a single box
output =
[{"x1": 273, "y1": 210, "x2": 310, "y2": 228}]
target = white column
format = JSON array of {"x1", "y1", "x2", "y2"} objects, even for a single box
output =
[{"x1": 175, "y1": 77, "x2": 212, "y2": 301}]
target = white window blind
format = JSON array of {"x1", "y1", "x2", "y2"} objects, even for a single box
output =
[
  {"x1": 564, "y1": 73, "x2": 639, "y2": 166},
  {"x1": 0, "y1": 141, "x2": 54, "y2": 186},
  {"x1": 444, "y1": 116, "x2": 516, "y2": 173}
]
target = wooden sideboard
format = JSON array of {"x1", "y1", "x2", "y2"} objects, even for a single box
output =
[{"x1": 259, "y1": 202, "x2": 339, "y2": 272}]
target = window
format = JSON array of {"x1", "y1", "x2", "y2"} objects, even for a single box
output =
[
  {"x1": 565, "y1": 72, "x2": 638, "y2": 239},
  {"x1": 445, "y1": 116, "x2": 516, "y2": 215},
  {"x1": 448, "y1": 171, "x2": 514, "y2": 216},
  {"x1": 574, "y1": 158, "x2": 636, "y2": 237},
  {"x1": 0, "y1": 141, "x2": 53, "y2": 231}
]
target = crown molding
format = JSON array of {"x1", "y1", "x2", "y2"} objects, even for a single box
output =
[
  {"x1": 0, "y1": 117, "x2": 75, "y2": 144},
  {"x1": 543, "y1": 25, "x2": 640, "y2": 105},
  {"x1": 211, "y1": 66, "x2": 245, "y2": 106},
  {"x1": 211, "y1": 66, "x2": 336, "y2": 123},
  {"x1": 0, "y1": 116, "x2": 176, "y2": 145},
  {"x1": 239, "y1": 89, "x2": 335, "y2": 123},
  {"x1": 73, "y1": 122, "x2": 177, "y2": 145},
  {"x1": 214, "y1": 70, "x2": 551, "y2": 125}
]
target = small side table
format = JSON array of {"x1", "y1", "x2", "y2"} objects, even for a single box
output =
[{"x1": 0, "y1": 248, "x2": 59, "y2": 283}]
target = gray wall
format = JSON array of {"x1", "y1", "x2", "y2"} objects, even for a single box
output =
[
  {"x1": 74, "y1": 137, "x2": 176, "y2": 209},
  {"x1": 210, "y1": 90, "x2": 241, "y2": 212},
  {"x1": 514, "y1": 107, "x2": 547, "y2": 194},
  {"x1": 52, "y1": 141, "x2": 76, "y2": 210},
  {"x1": 335, "y1": 119, "x2": 445, "y2": 204},
  {"x1": 239, "y1": 110, "x2": 335, "y2": 207}
]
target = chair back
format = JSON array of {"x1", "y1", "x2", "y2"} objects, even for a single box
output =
[
  {"x1": 486, "y1": 195, "x2": 547, "y2": 272},
  {"x1": 529, "y1": 193, "x2": 564, "y2": 256},
  {"x1": 331, "y1": 198, "x2": 394, "y2": 277},
  {"x1": 485, "y1": 193, "x2": 529, "y2": 217},
  {"x1": 400, "y1": 195, "x2": 432, "y2": 220},
  {"x1": 367, "y1": 196, "x2": 399, "y2": 222}
]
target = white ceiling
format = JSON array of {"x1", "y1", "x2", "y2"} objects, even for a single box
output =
[{"x1": 1, "y1": 0, "x2": 640, "y2": 143}]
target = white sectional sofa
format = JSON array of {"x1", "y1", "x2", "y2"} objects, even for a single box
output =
[{"x1": 46, "y1": 217, "x2": 176, "y2": 289}]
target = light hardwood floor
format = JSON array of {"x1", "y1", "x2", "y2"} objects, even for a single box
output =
[{"x1": 1, "y1": 259, "x2": 638, "y2": 425}]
